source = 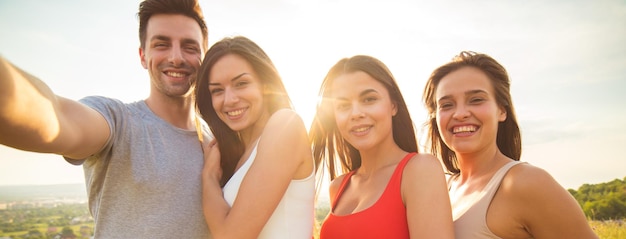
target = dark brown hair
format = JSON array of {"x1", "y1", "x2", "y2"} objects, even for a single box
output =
[
  {"x1": 422, "y1": 51, "x2": 522, "y2": 174},
  {"x1": 137, "y1": 0, "x2": 208, "y2": 50},
  {"x1": 195, "y1": 36, "x2": 293, "y2": 186},
  {"x1": 310, "y1": 55, "x2": 418, "y2": 180}
]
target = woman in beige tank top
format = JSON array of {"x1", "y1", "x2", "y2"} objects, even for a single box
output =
[{"x1": 421, "y1": 51, "x2": 598, "y2": 239}]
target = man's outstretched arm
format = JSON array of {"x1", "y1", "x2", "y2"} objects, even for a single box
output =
[{"x1": 0, "y1": 56, "x2": 109, "y2": 160}]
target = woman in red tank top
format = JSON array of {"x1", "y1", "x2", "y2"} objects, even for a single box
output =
[{"x1": 309, "y1": 55, "x2": 455, "y2": 239}]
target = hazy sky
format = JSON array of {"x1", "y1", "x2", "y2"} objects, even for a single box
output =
[{"x1": 0, "y1": 0, "x2": 624, "y2": 190}]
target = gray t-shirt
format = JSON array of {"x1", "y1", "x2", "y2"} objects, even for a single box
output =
[{"x1": 67, "y1": 96, "x2": 212, "y2": 238}]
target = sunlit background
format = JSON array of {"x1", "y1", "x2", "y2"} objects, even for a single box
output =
[{"x1": 0, "y1": 0, "x2": 624, "y2": 195}]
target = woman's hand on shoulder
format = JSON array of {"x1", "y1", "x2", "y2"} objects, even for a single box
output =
[{"x1": 201, "y1": 138, "x2": 222, "y2": 183}]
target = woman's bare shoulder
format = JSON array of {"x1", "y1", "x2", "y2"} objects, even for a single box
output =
[
  {"x1": 405, "y1": 153, "x2": 445, "y2": 173},
  {"x1": 328, "y1": 173, "x2": 349, "y2": 204},
  {"x1": 263, "y1": 108, "x2": 303, "y2": 131},
  {"x1": 497, "y1": 162, "x2": 572, "y2": 206}
]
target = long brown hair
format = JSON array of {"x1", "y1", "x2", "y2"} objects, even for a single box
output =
[
  {"x1": 310, "y1": 55, "x2": 417, "y2": 181},
  {"x1": 422, "y1": 51, "x2": 522, "y2": 174},
  {"x1": 195, "y1": 36, "x2": 293, "y2": 186}
]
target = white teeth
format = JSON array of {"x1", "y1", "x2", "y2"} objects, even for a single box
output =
[
  {"x1": 353, "y1": 127, "x2": 369, "y2": 132},
  {"x1": 453, "y1": 125, "x2": 476, "y2": 133},
  {"x1": 166, "y1": 72, "x2": 185, "y2": 78},
  {"x1": 227, "y1": 109, "x2": 245, "y2": 117}
]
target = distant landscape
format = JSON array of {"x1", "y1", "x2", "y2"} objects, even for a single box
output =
[
  {"x1": 0, "y1": 184, "x2": 86, "y2": 202},
  {"x1": 0, "y1": 184, "x2": 91, "y2": 239}
]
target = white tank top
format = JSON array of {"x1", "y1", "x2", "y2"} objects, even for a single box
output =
[{"x1": 223, "y1": 141, "x2": 315, "y2": 239}]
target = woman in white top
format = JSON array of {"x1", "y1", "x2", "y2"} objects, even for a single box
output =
[
  {"x1": 195, "y1": 36, "x2": 315, "y2": 239},
  {"x1": 422, "y1": 51, "x2": 598, "y2": 238}
]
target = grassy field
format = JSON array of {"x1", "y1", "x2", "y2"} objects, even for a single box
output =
[
  {"x1": 1, "y1": 219, "x2": 622, "y2": 238},
  {"x1": 590, "y1": 220, "x2": 626, "y2": 239},
  {"x1": 0, "y1": 222, "x2": 93, "y2": 238}
]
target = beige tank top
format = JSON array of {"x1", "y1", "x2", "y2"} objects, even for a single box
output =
[{"x1": 450, "y1": 161, "x2": 524, "y2": 239}]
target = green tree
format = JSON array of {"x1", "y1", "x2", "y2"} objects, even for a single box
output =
[
  {"x1": 61, "y1": 226, "x2": 76, "y2": 237},
  {"x1": 570, "y1": 177, "x2": 626, "y2": 220}
]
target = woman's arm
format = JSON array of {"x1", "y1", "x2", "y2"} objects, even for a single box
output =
[
  {"x1": 505, "y1": 164, "x2": 599, "y2": 239},
  {"x1": 202, "y1": 109, "x2": 313, "y2": 239},
  {"x1": 403, "y1": 153, "x2": 455, "y2": 239}
]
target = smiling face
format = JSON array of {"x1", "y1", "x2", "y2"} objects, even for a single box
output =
[
  {"x1": 330, "y1": 71, "x2": 397, "y2": 152},
  {"x1": 140, "y1": 14, "x2": 204, "y2": 99},
  {"x1": 435, "y1": 66, "x2": 507, "y2": 156},
  {"x1": 208, "y1": 54, "x2": 269, "y2": 134}
]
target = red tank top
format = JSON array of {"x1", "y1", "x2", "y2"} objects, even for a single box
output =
[{"x1": 319, "y1": 152, "x2": 416, "y2": 239}]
